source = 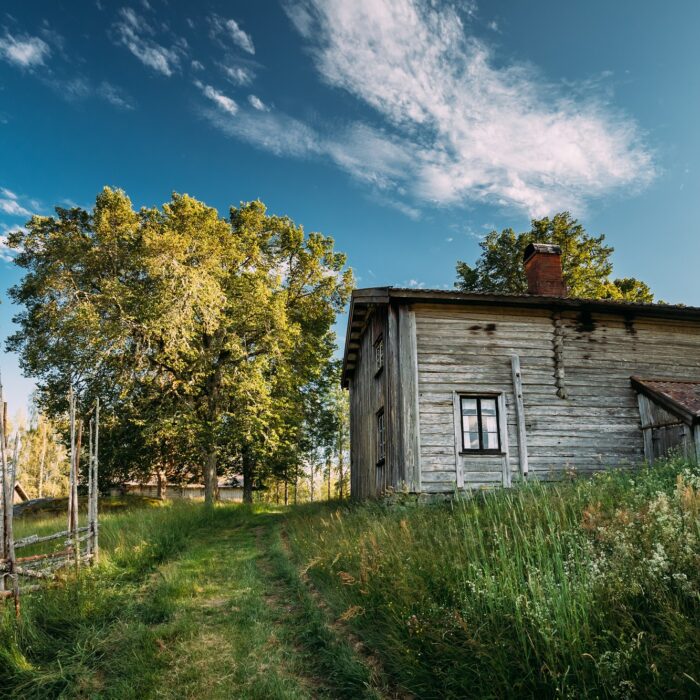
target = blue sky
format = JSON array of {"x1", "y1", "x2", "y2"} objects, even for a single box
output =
[{"x1": 1, "y1": 0, "x2": 699, "y2": 410}]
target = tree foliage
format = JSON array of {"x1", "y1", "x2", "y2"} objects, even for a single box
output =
[
  {"x1": 6, "y1": 188, "x2": 352, "y2": 503},
  {"x1": 455, "y1": 212, "x2": 653, "y2": 302}
]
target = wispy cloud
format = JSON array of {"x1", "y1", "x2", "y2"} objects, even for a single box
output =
[
  {"x1": 0, "y1": 32, "x2": 50, "y2": 68},
  {"x1": 0, "y1": 189, "x2": 34, "y2": 262},
  {"x1": 202, "y1": 106, "x2": 320, "y2": 158},
  {"x1": 98, "y1": 81, "x2": 135, "y2": 109},
  {"x1": 0, "y1": 196, "x2": 30, "y2": 217},
  {"x1": 248, "y1": 95, "x2": 269, "y2": 111},
  {"x1": 0, "y1": 233, "x2": 13, "y2": 262},
  {"x1": 114, "y1": 7, "x2": 184, "y2": 76},
  {"x1": 210, "y1": 15, "x2": 255, "y2": 55},
  {"x1": 278, "y1": 0, "x2": 654, "y2": 216},
  {"x1": 195, "y1": 81, "x2": 238, "y2": 116},
  {"x1": 221, "y1": 63, "x2": 254, "y2": 86}
]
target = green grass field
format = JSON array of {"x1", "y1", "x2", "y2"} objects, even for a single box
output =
[{"x1": 1, "y1": 457, "x2": 699, "y2": 698}]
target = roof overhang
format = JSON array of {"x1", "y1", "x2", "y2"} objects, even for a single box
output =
[
  {"x1": 631, "y1": 376, "x2": 700, "y2": 425},
  {"x1": 340, "y1": 286, "x2": 700, "y2": 388}
]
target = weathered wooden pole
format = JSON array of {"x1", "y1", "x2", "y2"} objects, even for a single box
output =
[
  {"x1": 9, "y1": 433, "x2": 19, "y2": 616},
  {"x1": 73, "y1": 419, "x2": 82, "y2": 571},
  {"x1": 38, "y1": 422, "x2": 48, "y2": 499},
  {"x1": 511, "y1": 354, "x2": 529, "y2": 479},
  {"x1": 93, "y1": 398, "x2": 99, "y2": 562},
  {"x1": 87, "y1": 417, "x2": 93, "y2": 559},
  {"x1": 68, "y1": 387, "x2": 75, "y2": 536},
  {"x1": 0, "y1": 381, "x2": 8, "y2": 595}
]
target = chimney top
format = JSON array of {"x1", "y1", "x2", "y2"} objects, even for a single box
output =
[
  {"x1": 523, "y1": 243, "x2": 562, "y2": 264},
  {"x1": 523, "y1": 243, "x2": 567, "y2": 297}
]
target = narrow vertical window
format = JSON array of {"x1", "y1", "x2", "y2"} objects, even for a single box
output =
[
  {"x1": 376, "y1": 408, "x2": 386, "y2": 464},
  {"x1": 374, "y1": 335, "x2": 384, "y2": 374},
  {"x1": 460, "y1": 396, "x2": 501, "y2": 452}
]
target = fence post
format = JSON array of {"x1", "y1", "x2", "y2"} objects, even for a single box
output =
[
  {"x1": 87, "y1": 417, "x2": 93, "y2": 559},
  {"x1": 93, "y1": 398, "x2": 99, "y2": 563},
  {"x1": 9, "y1": 433, "x2": 19, "y2": 616},
  {"x1": 0, "y1": 391, "x2": 7, "y2": 595}
]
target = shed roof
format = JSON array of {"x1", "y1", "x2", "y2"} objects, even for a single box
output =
[
  {"x1": 631, "y1": 377, "x2": 700, "y2": 425},
  {"x1": 341, "y1": 286, "x2": 700, "y2": 387}
]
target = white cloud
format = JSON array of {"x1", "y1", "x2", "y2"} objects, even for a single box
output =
[
  {"x1": 98, "y1": 81, "x2": 135, "y2": 109},
  {"x1": 224, "y1": 18, "x2": 255, "y2": 55},
  {"x1": 281, "y1": 0, "x2": 654, "y2": 216},
  {"x1": 203, "y1": 106, "x2": 320, "y2": 157},
  {"x1": 221, "y1": 63, "x2": 254, "y2": 86},
  {"x1": 0, "y1": 188, "x2": 17, "y2": 200},
  {"x1": 0, "y1": 198, "x2": 30, "y2": 217},
  {"x1": 114, "y1": 7, "x2": 183, "y2": 76},
  {"x1": 209, "y1": 15, "x2": 255, "y2": 55},
  {"x1": 195, "y1": 81, "x2": 238, "y2": 116},
  {"x1": 0, "y1": 33, "x2": 50, "y2": 68},
  {"x1": 191, "y1": 59, "x2": 204, "y2": 71},
  {"x1": 248, "y1": 95, "x2": 269, "y2": 111},
  {"x1": 0, "y1": 234, "x2": 13, "y2": 262}
]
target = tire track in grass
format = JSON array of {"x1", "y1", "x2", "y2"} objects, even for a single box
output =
[{"x1": 145, "y1": 512, "x2": 323, "y2": 699}]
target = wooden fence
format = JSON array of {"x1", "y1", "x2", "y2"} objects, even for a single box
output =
[{"x1": 0, "y1": 384, "x2": 100, "y2": 617}]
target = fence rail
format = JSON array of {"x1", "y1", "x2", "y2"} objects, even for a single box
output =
[{"x1": 0, "y1": 382, "x2": 100, "y2": 617}]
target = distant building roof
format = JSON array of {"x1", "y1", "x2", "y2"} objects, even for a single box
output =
[{"x1": 631, "y1": 377, "x2": 700, "y2": 425}]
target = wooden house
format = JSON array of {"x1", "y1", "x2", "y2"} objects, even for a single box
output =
[{"x1": 341, "y1": 244, "x2": 700, "y2": 500}]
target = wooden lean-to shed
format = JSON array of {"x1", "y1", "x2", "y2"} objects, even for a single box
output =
[
  {"x1": 631, "y1": 377, "x2": 700, "y2": 463},
  {"x1": 341, "y1": 244, "x2": 700, "y2": 500}
]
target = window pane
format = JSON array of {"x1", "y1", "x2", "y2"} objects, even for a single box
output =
[
  {"x1": 482, "y1": 415, "x2": 497, "y2": 434},
  {"x1": 483, "y1": 431, "x2": 499, "y2": 450},
  {"x1": 461, "y1": 398, "x2": 477, "y2": 415},
  {"x1": 464, "y1": 431, "x2": 480, "y2": 449},
  {"x1": 481, "y1": 398, "x2": 497, "y2": 415},
  {"x1": 462, "y1": 414, "x2": 479, "y2": 434}
]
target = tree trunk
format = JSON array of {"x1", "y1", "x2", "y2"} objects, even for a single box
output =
[
  {"x1": 242, "y1": 448, "x2": 254, "y2": 504},
  {"x1": 156, "y1": 469, "x2": 164, "y2": 500},
  {"x1": 203, "y1": 447, "x2": 218, "y2": 506},
  {"x1": 203, "y1": 366, "x2": 224, "y2": 506},
  {"x1": 327, "y1": 455, "x2": 331, "y2": 501},
  {"x1": 275, "y1": 480, "x2": 280, "y2": 505},
  {"x1": 310, "y1": 463, "x2": 314, "y2": 502},
  {"x1": 284, "y1": 469, "x2": 288, "y2": 506}
]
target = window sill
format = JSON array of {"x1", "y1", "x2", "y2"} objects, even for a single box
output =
[{"x1": 460, "y1": 450, "x2": 505, "y2": 456}]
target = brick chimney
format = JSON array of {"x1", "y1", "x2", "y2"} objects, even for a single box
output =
[{"x1": 523, "y1": 243, "x2": 567, "y2": 296}]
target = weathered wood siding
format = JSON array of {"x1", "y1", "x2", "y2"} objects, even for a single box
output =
[
  {"x1": 349, "y1": 308, "x2": 389, "y2": 499},
  {"x1": 636, "y1": 390, "x2": 696, "y2": 463},
  {"x1": 414, "y1": 303, "x2": 700, "y2": 492}
]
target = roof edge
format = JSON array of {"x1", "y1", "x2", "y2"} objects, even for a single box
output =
[{"x1": 631, "y1": 376, "x2": 700, "y2": 425}]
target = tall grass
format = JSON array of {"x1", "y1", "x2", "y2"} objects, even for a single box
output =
[
  {"x1": 0, "y1": 500, "x2": 219, "y2": 698},
  {"x1": 285, "y1": 457, "x2": 700, "y2": 698}
]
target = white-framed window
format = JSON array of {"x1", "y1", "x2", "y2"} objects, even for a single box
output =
[{"x1": 460, "y1": 395, "x2": 502, "y2": 453}]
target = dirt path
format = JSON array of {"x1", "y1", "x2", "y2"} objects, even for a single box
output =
[{"x1": 143, "y1": 509, "x2": 382, "y2": 700}]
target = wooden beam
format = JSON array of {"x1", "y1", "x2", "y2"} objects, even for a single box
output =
[
  {"x1": 399, "y1": 305, "x2": 421, "y2": 492},
  {"x1": 498, "y1": 393, "x2": 512, "y2": 487},
  {"x1": 452, "y1": 392, "x2": 464, "y2": 489},
  {"x1": 511, "y1": 354, "x2": 529, "y2": 478}
]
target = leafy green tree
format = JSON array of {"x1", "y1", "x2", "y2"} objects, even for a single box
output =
[
  {"x1": 7, "y1": 189, "x2": 352, "y2": 504},
  {"x1": 456, "y1": 212, "x2": 653, "y2": 302}
]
